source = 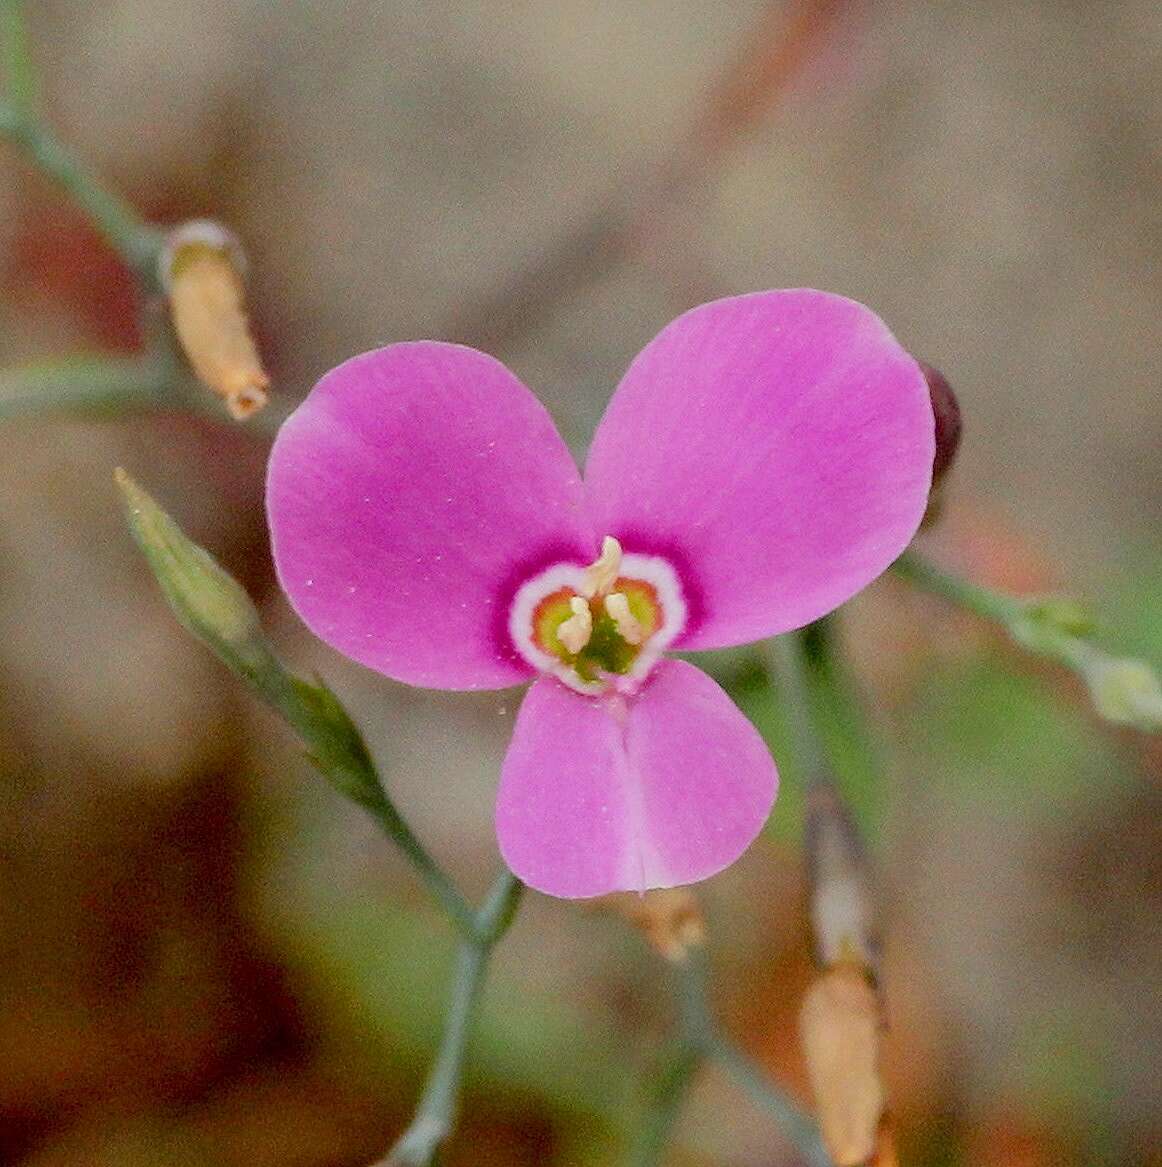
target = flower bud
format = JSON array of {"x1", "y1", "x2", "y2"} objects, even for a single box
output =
[
  {"x1": 160, "y1": 219, "x2": 270, "y2": 420},
  {"x1": 799, "y1": 962, "x2": 885, "y2": 1167},
  {"x1": 1082, "y1": 654, "x2": 1162, "y2": 732},
  {"x1": 115, "y1": 467, "x2": 270, "y2": 673},
  {"x1": 920, "y1": 362, "x2": 961, "y2": 487},
  {"x1": 918, "y1": 361, "x2": 961, "y2": 527},
  {"x1": 1020, "y1": 595, "x2": 1093, "y2": 638},
  {"x1": 595, "y1": 887, "x2": 705, "y2": 962}
]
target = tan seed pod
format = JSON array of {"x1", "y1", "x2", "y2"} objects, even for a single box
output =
[
  {"x1": 160, "y1": 220, "x2": 270, "y2": 420},
  {"x1": 799, "y1": 962, "x2": 885, "y2": 1166}
]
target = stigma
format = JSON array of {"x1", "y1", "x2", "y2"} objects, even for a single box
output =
[
  {"x1": 508, "y1": 536, "x2": 687, "y2": 694},
  {"x1": 582, "y1": 535, "x2": 624, "y2": 598}
]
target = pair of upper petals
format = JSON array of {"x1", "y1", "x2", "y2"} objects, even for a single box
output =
[{"x1": 266, "y1": 290, "x2": 936, "y2": 692}]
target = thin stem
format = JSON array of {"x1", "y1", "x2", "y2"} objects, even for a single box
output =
[
  {"x1": 771, "y1": 623, "x2": 880, "y2": 975},
  {"x1": 627, "y1": 1041, "x2": 701, "y2": 1167},
  {"x1": 388, "y1": 942, "x2": 489, "y2": 1165},
  {"x1": 766, "y1": 631, "x2": 829, "y2": 783},
  {"x1": 0, "y1": 105, "x2": 162, "y2": 280},
  {"x1": 893, "y1": 551, "x2": 1162, "y2": 728},
  {"x1": 675, "y1": 945, "x2": 714, "y2": 1047},
  {"x1": 0, "y1": 354, "x2": 181, "y2": 419},
  {"x1": 709, "y1": 1038, "x2": 833, "y2": 1167},
  {"x1": 0, "y1": 351, "x2": 291, "y2": 430},
  {"x1": 366, "y1": 797, "x2": 480, "y2": 940},
  {"x1": 474, "y1": 866, "x2": 524, "y2": 945},
  {"x1": 766, "y1": 618, "x2": 883, "y2": 816},
  {"x1": 687, "y1": 947, "x2": 832, "y2": 1165},
  {"x1": 116, "y1": 473, "x2": 483, "y2": 939},
  {"x1": 628, "y1": 942, "x2": 832, "y2": 1166},
  {"x1": 627, "y1": 949, "x2": 709, "y2": 1167},
  {"x1": 1, "y1": 0, "x2": 36, "y2": 117},
  {"x1": 258, "y1": 671, "x2": 481, "y2": 941},
  {"x1": 893, "y1": 549, "x2": 1023, "y2": 624},
  {"x1": 378, "y1": 870, "x2": 524, "y2": 1166}
]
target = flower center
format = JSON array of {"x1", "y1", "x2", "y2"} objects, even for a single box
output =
[{"x1": 510, "y1": 536, "x2": 686, "y2": 694}]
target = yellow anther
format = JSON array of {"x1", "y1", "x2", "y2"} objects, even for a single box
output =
[
  {"x1": 604, "y1": 592, "x2": 644, "y2": 645},
  {"x1": 582, "y1": 535, "x2": 623, "y2": 599},
  {"x1": 557, "y1": 595, "x2": 593, "y2": 655}
]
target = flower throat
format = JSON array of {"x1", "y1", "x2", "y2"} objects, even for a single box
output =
[{"x1": 510, "y1": 536, "x2": 687, "y2": 694}]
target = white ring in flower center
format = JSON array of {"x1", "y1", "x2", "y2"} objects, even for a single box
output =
[{"x1": 509, "y1": 550, "x2": 687, "y2": 694}]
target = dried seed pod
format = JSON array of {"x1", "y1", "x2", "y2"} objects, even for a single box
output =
[
  {"x1": 160, "y1": 219, "x2": 270, "y2": 420},
  {"x1": 594, "y1": 887, "x2": 706, "y2": 962},
  {"x1": 799, "y1": 962, "x2": 885, "y2": 1166}
]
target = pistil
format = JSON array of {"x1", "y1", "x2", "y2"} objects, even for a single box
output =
[{"x1": 582, "y1": 535, "x2": 623, "y2": 599}]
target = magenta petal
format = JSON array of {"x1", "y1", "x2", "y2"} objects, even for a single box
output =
[
  {"x1": 585, "y1": 290, "x2": 935, "y2": 649},
  {"x1": 267, "y1": 343, "x2": 594, "y2": 689},
  {"x1": 496, "y1": 661, "x2": 777, "y2": 898}
]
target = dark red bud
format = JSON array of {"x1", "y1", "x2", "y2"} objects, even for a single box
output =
[{"x1": 919, "y1": 361, "x2": 962, "y2": 486}]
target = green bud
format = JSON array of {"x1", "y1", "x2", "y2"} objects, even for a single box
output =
[
  {"x1": 1021, "y1": 596, "x2": 1094, "y2": 638},
  {"x1": 117, "y1": 468, "x2": 391, "y2": 809},
  {"x1": 115, "y1": 468, "x2": 271, "y2": 676},
  {"x1": 1083, "y1": 654, "x2": 1162, "y2": 732}
]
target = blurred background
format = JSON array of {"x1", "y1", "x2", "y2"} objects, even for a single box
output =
[{"x1": 1, "y1": 1, "x2": 1160, "y2": 1163}]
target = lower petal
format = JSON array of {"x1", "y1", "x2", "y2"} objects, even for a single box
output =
[{"x1": 496, "y1": 661, "x2": 777, "y2": 898}]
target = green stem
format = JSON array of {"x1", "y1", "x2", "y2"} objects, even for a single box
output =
[
  {"x1": 766, "y1": 632, "x2": 829, "y2": 782},
  {"x1": 257, "y1": 670, "x2": 481, "y2": 941},
  {"x1": 0, "y1": 354, "x2": 184, "y2": 420},
  {"x1": 764, "y1": 618, "x2": 883, "y2": 830},
  {"x1": 380, "y1": 871, "x2": 524, "y2": 1166},
  {"x1": 627, "y1": 1041, "x2": 701, "y2": 1167},
  {"x1": 894, "y1": 550, "x2": 1106, "y2": 680},
  {"x1": 629, "y1": 944, "x2": 832, "y2": 1166},
  {"x1": 0, "y1": 104, "x2": 162, "y2": 280},
  {"x1": 116, "y1": 471, "x2": 483, "y2": 938},
  {"x1": 893, "y1": 549, "x2": 1024, "y2": 624},
  {"x1": 894, "y1": 550, "x2": 1162, "y2": 732},
  {"x1": 363, "y1": 790, "x2": 481, "y2": 940},
  {"x1": 627, "y1": 947, "x2": 713, "y2": 1167},
  {"x1": 709, "y1": 1037, "x2": 833, "y2": 1167}
]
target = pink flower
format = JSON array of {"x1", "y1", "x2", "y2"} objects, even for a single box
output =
[{"x1": 266, "y1": 291, "x2": 934, "y2": 898}]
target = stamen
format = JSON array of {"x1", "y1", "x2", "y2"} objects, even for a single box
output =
[
  {"x1": 582, "y1": 535, "x2": 623, "y2": 598},
  {"x1": 604, "y1": 592, "x2": 644, "y2": 645},
  {"x1": 557, "y1": 595, "x2": 593, "y2": 654}
]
